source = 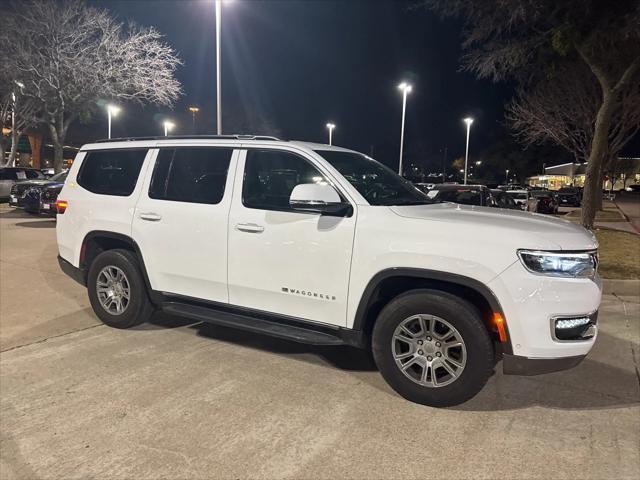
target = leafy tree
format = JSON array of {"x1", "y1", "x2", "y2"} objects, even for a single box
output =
[
  {"x1": 0, "y1": 0, "x2": 183, "y2": 172},
  {"x1": 423, "y1": 0, "x2": 640, "y2": 228}
]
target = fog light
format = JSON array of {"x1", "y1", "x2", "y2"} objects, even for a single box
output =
[{"x1": 556, "y1": 317, "x2": 590, "y2": 329}]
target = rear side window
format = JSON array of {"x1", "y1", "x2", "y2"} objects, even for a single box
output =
[
  {"x1": 0, "y1": 169, "x2": 17, "y2": 180},
  {"x1": 149, "y1": 147, "x2": 233, "y2": 204},
  {"x1": 77, "y1": 149, "x2": 147, "y2": 196}
]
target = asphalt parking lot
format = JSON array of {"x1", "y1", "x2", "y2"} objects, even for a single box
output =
[{"x1": 1, "y1": 205, "x2": 639, "y2": 480}]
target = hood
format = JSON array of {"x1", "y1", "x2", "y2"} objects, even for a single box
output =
[
  {"x1": 390, "y1": 202, "x2": 597, "y2": 251},
  {"x1": 15, "y1": 179, "x2": 52, "y2": 187}
]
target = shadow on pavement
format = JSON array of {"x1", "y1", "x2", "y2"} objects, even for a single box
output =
[
  {"x1": 15, "y1": 220, "x2": 56, "y2": 228},
  {"x1": 0, "y1": 209, "x2": 36, "y2": 219},
  {"x1": 146, "y1": 312, "x2": 638, "y2": 409}
]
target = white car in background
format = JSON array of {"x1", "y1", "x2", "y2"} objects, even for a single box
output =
[
  {"x1": 506, "y1": 189, "x2": 529, "y2": 210},
  {"x1": 55, "y1": 135, "x2": 601, "y2": 407}
]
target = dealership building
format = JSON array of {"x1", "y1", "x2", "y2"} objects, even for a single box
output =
[{"x1": 527, "y1": 157, "x2": 640, "y2": 190}]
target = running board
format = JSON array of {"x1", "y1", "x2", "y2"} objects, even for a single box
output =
[{"x1": 161, "y1": 301, "x2": 364, "y2": 347}]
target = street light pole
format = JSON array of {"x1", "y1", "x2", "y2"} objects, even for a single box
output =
[
  {"x1": 398, "y1": 82, "x2": 412, "y2": 176},
  {"x1": 163, "y1": 120, "x2": 175, "y2": 137},
  {"x1": 189, "y1": 106, "x2": 200, "y2": 133},
  {"x1": 215, "y1": 0, "x2": 222, "y2": 135},
  {"x1": 106, "y1": 105, "x2": 120, "y2": 139},
  {"x1": 506, "y1": 169, "x2": 510, "y2": 184},
  {"x1": 326, "y1": 123, "x2": 335, "y2": 145},
  {"x1": 463, "y1": 117, "x2": 474, "y2": 185}
]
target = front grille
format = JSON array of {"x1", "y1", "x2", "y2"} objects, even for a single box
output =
[
  {"x1": 10, "y1": 183, "x2": 30, "y2": 196},
  {"x1": 22, "y1": 187, "x2": 42, "y2": 203}
]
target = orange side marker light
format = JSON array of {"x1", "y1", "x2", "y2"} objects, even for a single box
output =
[{"x1": 493, "y1": 312, "x2": 507, "y2": 343}]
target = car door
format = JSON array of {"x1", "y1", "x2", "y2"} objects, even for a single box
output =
[
  {"x1": 0, "y1": 169, "x2": 16, "y2": 197},
  {"x1": 227, "y1": 147, "x2": 357, "y2": 327},
  {"x1": 132, "y1": 145, "x2": 238, "y2": 303}
]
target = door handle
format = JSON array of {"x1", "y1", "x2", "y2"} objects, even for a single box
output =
[
  {"x1": 139, "y1": 212, "x2": 162, "y2": 222},
  {"x1": 235, "y1": 223, "x2": 264, "y2": 233}
]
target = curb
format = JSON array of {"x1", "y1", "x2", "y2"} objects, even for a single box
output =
[{"x1": 602, "y1": 279, "x2": 640, "y2": 296}]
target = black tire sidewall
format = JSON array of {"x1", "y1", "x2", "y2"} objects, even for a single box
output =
[
  {"x1": 87, "y1": 249, "x2": 152, "y2": 329},
  {"x1": 372, "y1": 289, "x2": 494, "y2": 407}
]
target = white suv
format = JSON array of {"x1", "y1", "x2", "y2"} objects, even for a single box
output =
[{"x1": 56, "y1": 136, "x2": 601, "y2": 407}]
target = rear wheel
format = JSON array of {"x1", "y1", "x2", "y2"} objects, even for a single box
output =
[
  {"x1": 372, "y1": 289, "x2": 494, "y2": 407},
  {"x1": 87, "y1": 249, "x2": 154, "y2": 328}
]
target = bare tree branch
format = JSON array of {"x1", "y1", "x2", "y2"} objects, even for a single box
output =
[{"x1": 0, "y1": 0, "x2": 183, "y2": 172}]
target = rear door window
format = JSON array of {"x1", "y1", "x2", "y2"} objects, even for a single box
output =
[
  {"x1": 77, "y1": 149, "x2": 147, "y2": 196},
  {"x1": 0, "y1": 169, "x2": 17, "y2": 180},
  {"x1": 149, "y1": 147, "x2": 233, "y2": 204}
]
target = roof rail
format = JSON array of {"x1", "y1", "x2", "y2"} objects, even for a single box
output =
[{"x1": 94, "y1": 134, "x2": 282, "y2": 143}]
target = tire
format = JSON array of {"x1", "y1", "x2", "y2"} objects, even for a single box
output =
[
  {"x1": 87, "y1": 249, "x2": 154, "y2": 329},
  {"x1": 372, "y1": 289, "x2": 494, "y2": 407}
]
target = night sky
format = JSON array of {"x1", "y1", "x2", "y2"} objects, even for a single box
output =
[{"x1": 81, "y1": 0, "x2": 516, "y2": 172}]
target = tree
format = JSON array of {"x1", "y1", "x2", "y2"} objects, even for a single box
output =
[
  {"x1": 0, "y1": 0, "x2": 182, "y2": 172},
  {"x1": 423, "y1": 0, "x2": 640, "y2": 228},
  {"x1": 0, "y1": 93, "x2": 10, "y2": 165},
  {"x1": 506, "y1": 61, "x2": 640, "y2": 208}
]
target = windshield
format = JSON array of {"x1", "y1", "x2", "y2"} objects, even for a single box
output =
[
  {"x1": 432, "y1": 188, "x2": 483, "y2": 206},
  {"x1": 314, "y1": 150, "x2": 434, "y2": 206},
  {"x1": 50, "y1": 171, "x2": 68, "y2": 182}
]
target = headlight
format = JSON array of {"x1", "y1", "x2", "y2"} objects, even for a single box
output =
[{"x1": 518, "y1": 250, "x2": 598, "y2": 278}]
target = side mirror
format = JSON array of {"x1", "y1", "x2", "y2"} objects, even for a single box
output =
[{"x1": 289, "y1": 183, "x2": 351, "y2": 216}]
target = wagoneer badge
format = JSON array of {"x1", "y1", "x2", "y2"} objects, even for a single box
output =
[{"x1": 281, "y1": 287, "x2": 336, "y2": 301}]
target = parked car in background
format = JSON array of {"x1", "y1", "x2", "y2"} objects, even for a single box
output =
[
  {"x1": 505, "y1": 190, "x2": 529, "y2": 210},
  {"x1": 527, "y1": 190, "x2": 559, "y2": 214},
  {"x1": 9, "y1": 170, "x2": 68, "y2": 213},
  {"x1": 413, "y1": 182, "x2": 435, "y2": 193},
  {"x1": 425, "y1": 184, "x2": 496, "y2": 207},
  {"x1": 490, "y1": 189, "x2": 520, "y2": 210},
  {"x1": 40, "y1": 183, "x2": 65, "y2": 216},
  {"x1": 624, "y1": 184, "x2": 640, "y2": 193},
  {"x1": 0, "y1": 167, "x2": 45, "y2": 201},
  {"x1": 556, "y1": 187, "x2": 582, "y2": 207},
  {"x1": 41, "y1": 168, "x2": 56, "y2": 178}
]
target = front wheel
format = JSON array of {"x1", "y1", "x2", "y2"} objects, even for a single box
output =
[
  {"x1": 372, "y1": 289, "x2": 494, "y2": 407},
  {"x1": 87, "y1": 249, "x2": 154, "y2": 328}
]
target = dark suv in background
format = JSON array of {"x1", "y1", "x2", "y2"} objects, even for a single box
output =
[
  {"x1": 9, "y1": 170, "x2": 68, "y2": 213},
  {"x1": 555, "y1": 187, "x2": 582, "y2": 207}
]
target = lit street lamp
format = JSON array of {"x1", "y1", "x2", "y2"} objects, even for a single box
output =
[
  {"x1": 506, "y1": 169, "x2": 510, "y2": 184},
  {"x1": 463, "y1": 117, "x2": 473, "y2": 185},
  {"x1": 326, "y1": 123, "x2": 336, "y2": 145},
  {"x1": 163, "y1": 120, "x2": 175, "y2": 137},
  {"x1": 398, "y1": 82, "x2": 412, "y2": 176},
  {"x1": 106, "y1": 105, "x2": 121, "y2": 139},
  {"x1": 189, "y1": 106, "x2": 200, "y2": 132}
]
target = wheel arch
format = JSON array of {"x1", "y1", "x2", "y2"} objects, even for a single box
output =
[
  {"x1": 353, "y1": 268, "x2": 513, "y2": 354},
  {"x1": 80, "y1": 231, "x2": 157, "y2": 303}
]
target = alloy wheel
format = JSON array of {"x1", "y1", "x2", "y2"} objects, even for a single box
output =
[{"x1": 391, "y1": 314, "x2": 467, "y2": 387}]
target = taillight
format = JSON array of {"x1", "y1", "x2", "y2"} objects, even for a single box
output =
[{"x1": 56, "y1": 200, "x2": 68, "y2": 214}]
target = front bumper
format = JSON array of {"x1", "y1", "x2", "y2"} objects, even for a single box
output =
[
  {"x1": 489, "y1": 260, "x2": 602, "y2": 360},
  {"x1": 503, "y1": 354, "x2": 586, "y2": 375}
]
